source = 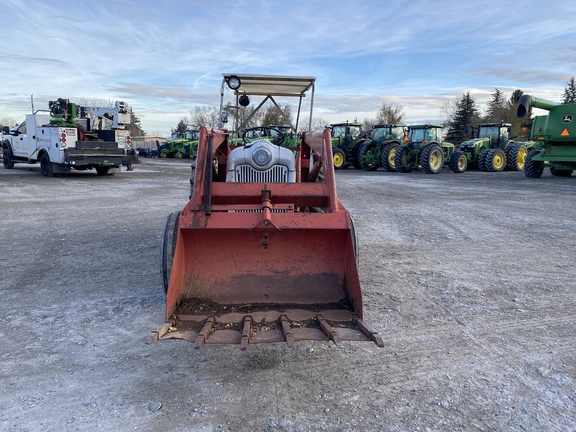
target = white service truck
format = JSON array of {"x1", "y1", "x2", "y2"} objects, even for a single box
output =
[{"x1": 1, "y1": 98, "x2": 138, "y2": 176}]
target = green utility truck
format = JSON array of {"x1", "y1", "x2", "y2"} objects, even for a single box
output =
[
  {"x1": 517, "y1": 95, "x2": 576, "y2": 178},
  {"x1": 356, "y1": 124, "x2": 406, "y2": 171},
  {"x1": 330, "y1": 121, "x2": 367, "y2": 169},
  {"x1": 394, "y1": 124, "x2": 460, "y2": 174},
  {"x1": 456, "y1": 123, "x2": 529, "y2": 172}
]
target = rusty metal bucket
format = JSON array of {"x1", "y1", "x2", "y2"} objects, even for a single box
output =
[{"x1": 148, "y1": 127, "x2": 383, "y2": 349}]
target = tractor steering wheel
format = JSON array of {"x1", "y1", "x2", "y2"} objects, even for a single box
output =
[{"x1": 242, "y1": 127, "x2": 284, "y2": 146}]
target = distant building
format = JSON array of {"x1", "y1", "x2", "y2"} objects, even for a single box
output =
[{"x1": 131, "y1": 136, "x2": 166, "y2": 148}]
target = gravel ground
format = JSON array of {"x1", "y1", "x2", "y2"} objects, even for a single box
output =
[{"x1": 0, "y1": 158, "x2": 574, "y2": 432}]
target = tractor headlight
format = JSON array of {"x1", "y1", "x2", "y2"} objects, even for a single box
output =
[
  {"x1": 227, "y1": 75, "x2": 241, "y2": 90},
  {"x1": 252, "y1": 147, "x2": 272, "y2": 167}
]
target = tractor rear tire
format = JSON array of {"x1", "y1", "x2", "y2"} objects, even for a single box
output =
[
  {"x1": 485, "y1": 148, "x2": 506, "y2": 172},
  {"x1": 333, "y1": 148, "x2": 348, "y2": 169},
  {"x1": 524, "y1": 150, "x2": 544, "y2": 178},
  {"x1": 381, "y1": 143, "x2": 399, "y2": 172},
  {"x1": 421, "y1": 144, "x2": 444, "y2": 174},
  {"x1": 394, "y1": 146, "x2": 412, "y2": 173},
  {"x1": 478, "y1": 149, "x2": 489, "y2": 171},
  {"x1": 351, "y1": 145, "x2": 362, "y2": 169},
  {"x1": 507, "y1": 143, "x2": 528, "y2": 171},
  {"x1": 175, "y1": 152, "x2": 184, "y2": 159},
  {"x1": 162, "y1": 211, "x2": 180, "y2": 294},
  {"x1": 358, "y1": 144, "x2": 378, "y2": 171},
  {"x1": 449, "y1": 150, "x2": 467, "y2": 173}
]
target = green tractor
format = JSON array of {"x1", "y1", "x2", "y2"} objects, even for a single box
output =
[
  {"x1": 160, "y1": 130, "x2": 200, "y2": 159},
  {"x1": 268, "y1": 125, "x2": 299, "y2": 147},
  {"x1": 394, "y1": 124, "x2": 459, "y2": 174},
  {"x1": 330, "y1": 121, "x2": 367, "y2": 169},
  {"x1": 517, "y1": 95, "x2": 576, "y2": 178},
  {"x1": 456, "y1": 123, "x2": 531, "y2": 172},
  {"x1": 356, "y1": 124, "x2": 407, "y2": 171}
]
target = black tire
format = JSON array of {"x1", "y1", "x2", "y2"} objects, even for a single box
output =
[
  {"x1": 2, "y1": 146, "x2": 15, "y2": 169},
  {"x1": 162, "y1": 211, "x2": 180, "y2": 294},
  {"x1": 507, "y1": 144, "x2": 528, "y2": 171},
  {"x1": 358, "y1": 143, "x2": 377, "y2": 171},
  {"x1": 550, "y1": 167, "x2": 573, "y2": 177},
  {"x1": 333, "y1": 148, "x2": 348, "y2": 169},
  {"x1": 394, "y1": 146, "x2": 412, "y2": 173},
  {"x1": 524, "y1": 150, "x2": 544, "y2": 178},
  {"x1": 40, "y1": 153, "x2": 54, "y2": 177},
  {"x1": 96, "y1": 167, "x2": 110, "y2": 176},
  {"x1": 351, "y1": 144, "x2": 363, "y2": 169},
  {"x1": 449, "y1": 150, "x2": 467, "y2": 173},
  {"x1": 381, "y1": 143, "x2": 399, "y2": 172},
  {"x1": 478, "y1": 149, "x2": 489, "y2": 171},
  {"x1": 485, "y1": 148, "x2": 506, "y2": 172},
  {"x1": 421, "y1": 144, "x2": 444, "y2": 174}
]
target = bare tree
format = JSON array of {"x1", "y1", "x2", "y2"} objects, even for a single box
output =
[
  {"x1": 376, "y1": 102, "x2": 404, "y2": 124},
  {"x1": 190, "y1": 106, "x2": 220, "y2": 129}
]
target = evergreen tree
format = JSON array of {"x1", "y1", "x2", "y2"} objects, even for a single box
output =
[
  {"x1": 174, "y1": 118, "x2": 188, "y2": 136},
  {"x1": 562, "y1": 77, "x2": 576, "y2": 103},
  {"x1": 446, "y1": 92, "x2": 479, "y2": 143},
  {"x1": 485, "y1": 89, "x2": 506, "y2": 122},
  {"x1": 505, "y1": 90, "x2": 528, "y2": 139},
  {"x1": 128, "y1": 108, "x2": 145, "y2": 137}
]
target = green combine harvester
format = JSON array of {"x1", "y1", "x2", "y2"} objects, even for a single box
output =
[
  {"x1": 394, "y1": 124, "x2": 459, "y2": 174},
  {"x1": 356, "y1": 124, "x2": 406, "y2": 171},
  {"x1": 517, "y1": 95, "x2": 576, "y2": 178}
]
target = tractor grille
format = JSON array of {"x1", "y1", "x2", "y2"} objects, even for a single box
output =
[{"x1": 235, "y1": 164, "x2": 289, "y2": 183}]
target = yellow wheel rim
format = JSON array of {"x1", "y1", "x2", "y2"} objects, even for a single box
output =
[
  {"x1": 517, "y1": 148, "x2": 527, "y2": 169},
  {"x1": 493, "y1": 153, "x2": 505, "y2": 169},
  {"x1": 161, "y1": 153, "x2": 168, "y2": 158},
  {"x1": 458, "y1": 156, "x2": 466, "y2": 171},
  {"x1": 333, "y1": 152, "x2": 344, "y2": 167},
  {"x1": 388, "y1": 148, "x2": 397, "y2": 167},
  {"x1": 430, "y1": 149, "x2": 443, "y2": 170}
]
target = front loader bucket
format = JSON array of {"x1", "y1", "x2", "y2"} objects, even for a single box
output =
[{"x1": 149, "y1": 127, "x2": 383, "y2": 349}]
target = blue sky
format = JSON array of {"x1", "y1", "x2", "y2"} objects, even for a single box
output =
[{"x1": 1, "y1": 0, "x2": 575, "y2": 137}]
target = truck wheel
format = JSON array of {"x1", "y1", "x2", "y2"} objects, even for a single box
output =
[
  {"x1": 421, "y1": 144, "x2": 444, "y2": 174},
  {"x1": 162, "y1": 211, "x2": 180, "y2": 294},
  {"x1": 524, "y1": 150, "x2": 544, "y2": 178},
  {"x1": 333, "y1": 148, "x2": 348, "y2": 169},
  {"x1": 507, "y1": 144, "x2": 527, "y2": 171},
  {"x1": 381, "y1": 143, "x2": 399, "y2": 172},
  {"x1": 96, "y1": 167, "x2": 111, "y2": 176},
  {"x1": 40, "y1": 154, "x2": 54, "y2": 177},
  {"x1": 486, "y1": 149, "x2": 506, "y2": 172},
  {"x1": 2, "y1": 147, "x2": 15, "y2": 169},
  {"x1": 449, "y1": 150, "x2": 467, "y2": 173},
  {"x1": 394, "y1": 146, "x2": 412, "y2": 173}
]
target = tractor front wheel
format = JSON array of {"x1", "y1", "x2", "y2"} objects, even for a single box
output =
[
  {"x1": 486, "y1": 148, "x2": 506, "y2": 172},
  {"x1": 449, "y1": 150, "x2": 467, "y2": 173},
  {"x1": 524, "y1": 150, "x2": 544, "y2": 178},
  {"x1": 421, "y1": 144, "x2": 444, "y2": 174},
  {"x1": 333, "y1": 148, "x2": 348, "y2": 169},
  {"x1": 394, "y1": 146, "x2": 412, "y2": 173},
  {"x1": 162, "y1": 211, "x2": 180, "y2": 294},
  {"x1": 381, "y1": 143, "x2": 399, "y2": 172},
  {"x1": 358, "y1": 144, "x2": 378, "y2": 171}
]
